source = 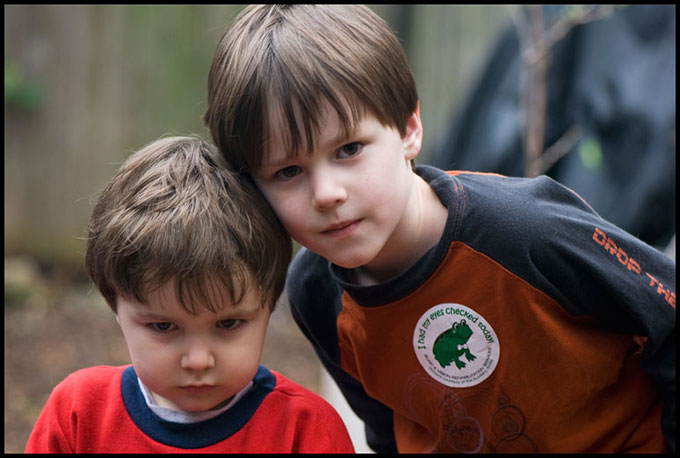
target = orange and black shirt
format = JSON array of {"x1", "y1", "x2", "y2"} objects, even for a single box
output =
[{"x1": 288, "y1": 165, "x2": 675, "y2": 453}]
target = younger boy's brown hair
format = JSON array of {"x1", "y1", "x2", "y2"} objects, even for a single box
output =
[
  {"x1": 204, "y1": 4, "x2": 419, "y2": 173},
  {"x1": 85, "y1": 136, "x2": 291, "y2": 313}
]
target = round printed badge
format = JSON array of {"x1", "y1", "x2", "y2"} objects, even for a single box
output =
[{"x1": 413, "y1": 303, "x2": 500, "y2": 387}]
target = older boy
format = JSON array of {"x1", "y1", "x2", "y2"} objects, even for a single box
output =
[
  {"x1": 24, "y1": 136, "x2": 354, "y2": 453},
  {"x1": 203, "y1": 5, "x2": 676, "y2": 454}
]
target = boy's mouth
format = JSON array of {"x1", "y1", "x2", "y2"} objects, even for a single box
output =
[
  {"x1": 322, "y1": 219, "x2": 362, "y2": 237},
  {"x1": 180, "y1": 384, "x2": 216, "y2": 394}
]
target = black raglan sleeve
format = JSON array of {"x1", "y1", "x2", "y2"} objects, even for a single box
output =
[
  {"x1": 458, "y1": 173, "x2": 676, "y2": 453},
  {"x1": 535, "y1": 194, "x2": 676, "y2": 453},
  {"x1": 286, "y1": 248, "x2": 398, "y2": 453}
]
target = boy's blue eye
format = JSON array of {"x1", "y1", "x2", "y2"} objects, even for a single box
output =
[
  {"x1": 148, "y1": 322, "x2": 176, "y2": 333},
  {"x1": 274, "y1": 165, "x2": 301, "y2": 181},
  {"x1": 338, "y1": 142, "x2": 362, "y2": 158}
]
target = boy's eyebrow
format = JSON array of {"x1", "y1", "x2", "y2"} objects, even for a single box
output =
[
  {"x1": 132, "y1": 300, "x2": 264, "y2": 318},
  {"x1": 320, "y1": 129, "x2": 357, "y2": 152},
  {"x1": 226, "y1": 298, "x2": 267, "y2": 316},
  {"x1": 263, "y1": 126, "x2": 359, "y2": 168},
  {"x1": 129, "y1": 309, "x2": 171, "y2": 320}
]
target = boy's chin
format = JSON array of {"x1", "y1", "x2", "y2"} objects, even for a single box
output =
[
  {"x1": 325, "y1": 254, "x2": 372, "y2": 270},
  {"x1": 152, "y1": 392, "x2": 229, "y2": 413}
]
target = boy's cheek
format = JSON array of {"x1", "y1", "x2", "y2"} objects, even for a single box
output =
[
  {"x1": 252, "y1": 179, "x2": 279, "y2": 205},
  {"x1": 258, "y1": 189, "x2": 295, "y2": 220}
]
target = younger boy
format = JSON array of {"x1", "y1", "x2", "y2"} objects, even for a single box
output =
[
  {"x1": 203, "y1": 5, "x2": 676, "y2": 454},
  {"x1": 25, "y1": 136, "x2": 355, "y2": 453}
]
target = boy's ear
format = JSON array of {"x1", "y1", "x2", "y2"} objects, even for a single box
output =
[{"x1": 402, "y1": 102, "x2": 423, "y2": 161}]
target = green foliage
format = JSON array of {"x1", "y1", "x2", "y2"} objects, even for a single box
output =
[
  {"x1": 578, "y1": 136, "x2": 604, "y2": 171},
  {"x1": 5, "y1": 61, "x2": 44, "y2": 112},
  {"x1": 5, "y1": 282, "x2": 32, "y2": 308},
  {"x1": 4, "y1": 258, "x2": 41, "y2": 308}
]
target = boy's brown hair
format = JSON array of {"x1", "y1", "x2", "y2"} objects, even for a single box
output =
[
  {"x1": 85, "y1": 136, "x2": 291, "y2": 313},
  {"x1": 204, "y1": 4, "x2": 418, "y2": 173}
]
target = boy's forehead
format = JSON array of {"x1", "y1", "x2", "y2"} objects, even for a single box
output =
[
  {"x1": 133, "y1": 275, "x2": 266, "y2": 315},
  {"x1": 262, "y1": 97, "x2": 362, "y2": 162}
]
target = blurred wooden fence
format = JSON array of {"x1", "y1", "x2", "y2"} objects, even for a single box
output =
[{"x1": 4, "y1": 5, "x2": 510, "y2": 268}]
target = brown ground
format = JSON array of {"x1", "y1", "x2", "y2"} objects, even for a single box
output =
[{"x1": 3, "y1": 257, "x2": 322, "y2": 453}]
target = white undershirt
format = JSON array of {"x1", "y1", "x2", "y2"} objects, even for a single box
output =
[{"x1": 137, "y1": 377, "x2": 253, "y2": 424}]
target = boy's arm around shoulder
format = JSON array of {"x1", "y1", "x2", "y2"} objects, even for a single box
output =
[
  {"x1": 286, "y1": 248, "x2": 398, "y2": 453},
  {"x1": 492, "y1": 174, "x2": 676, "y2": 451},
  {"x1": 453, "y1": 171, "x2": 674, "y2": 451},
  {"x1": 471, "y1": 174, "x2": 675, "y2": 344},
  {"x1": 580, "y1": 223, "x2": 675, "y2": 453}
]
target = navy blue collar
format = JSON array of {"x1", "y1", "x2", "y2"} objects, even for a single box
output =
[{"x1": 121, "y1": 365, "x2": 276, "y2": 449}]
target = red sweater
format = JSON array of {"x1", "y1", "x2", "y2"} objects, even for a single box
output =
[{"x1": 25, "y1": 365, "x2": 355, "y2": 453}]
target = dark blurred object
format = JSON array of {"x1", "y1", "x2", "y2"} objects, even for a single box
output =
[{"x1": 432, "y1": 5, "x2": 675, "y2": 250}]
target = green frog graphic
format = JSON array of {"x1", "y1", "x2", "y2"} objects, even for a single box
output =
[{"x1": 433, "y1": 319, "x2": 476, "y2": 369}]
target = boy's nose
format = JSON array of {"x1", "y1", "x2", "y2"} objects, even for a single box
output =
[
  {"x1": 181, "y1": 343, "x2": 216, "y2": 371},
  {"x1": 311, "y1": 172, "x2": 347, "y2": 210}
]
